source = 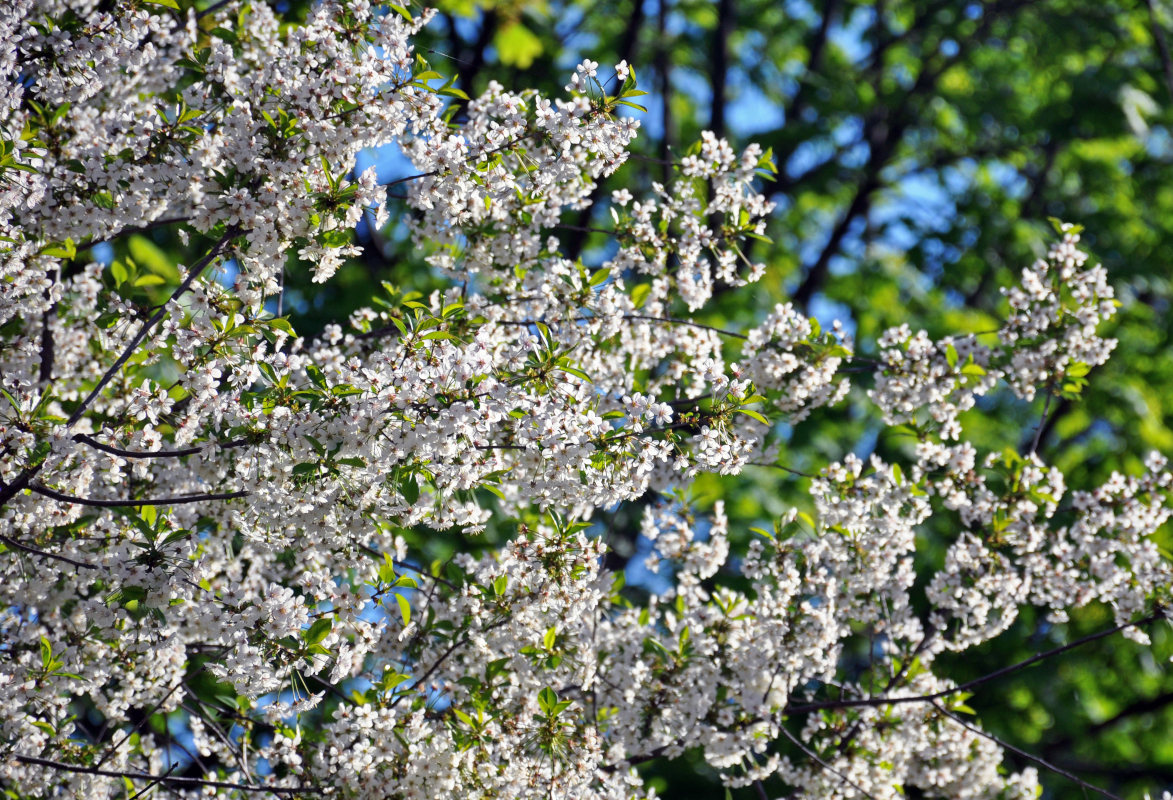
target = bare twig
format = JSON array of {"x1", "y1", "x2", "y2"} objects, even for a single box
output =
[
  {"x1": 1029, "y1": 385, "x2": 1055, "y2": 455},
  {"x1": 787, "y1": 611, "x2": 1162, "y2": 713},
  {"x1": 778, "y1": 724, "x2": 879, "y2": 800},
  {"x1": 930, "y1": 702, "x2": 1124, "y2": 800}
]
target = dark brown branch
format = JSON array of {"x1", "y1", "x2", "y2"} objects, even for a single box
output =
[
  {"x1": 709, "y1": 0, "x2": 733, "y2": 140},
  {"x1": 99, "y1": 216, "x2": 192, "y2": 244},
  {"x1": 930, "y1": 702, "x2": 1124, "y2": 800},
  {"x1": 778, "y1": 724, "x2": 879, "y2": 800},
  {"x1": 67, "y1": 230, "x2": 238, "y2": 428},
  {"x1": 1144, "y1": 0, "x2": 1173, "y2": 102},
  {"x1": 1042, "y1": 689, "x2": 1173, "y2": 757},
  {"x1": 73, "y1": 434, "x2": 204, "y2": 459},
  {"x1": 195, "y1": 0, "x2": 233, "y2": 20},
  {"x1": 390, "y1": 618, "x2": 509, "y2": 709},
  {"x1": 561, "y1": 0, "x2": 650, "y2": 262},
  {"x1": 0, "y1": 235, "x2": 240, "y2": 514},
  {"x1": 29, "y1": 483, "x2": 249, "y2": 507},
  {"x1": 39, "y1": 269, "x2": 57, "y2": 384},
  {"x1": 791, "y1": 173, "x2": 877, "y2": 312},
  {"x1": 1027, "y1": 384, "x2": 1055, "y2": 455},
  {"x1": 790, "y1": 0, "x2": 1028, "y2": 311},
  {"x1": 492, "y1": 313, "x2": 748, "y2": 340},
  {"x1": 13, "y1": 754, "x2": 326, "y2": 796},
  {"x1": 96, "y1": 681, "x2": 188, "y2": 768},
  {"x1": 655, "y1": 0, "x2": 673, "y2": 185},
  {"x1": 786, "y1": 611, "x2": 1163, "y2": 714},
  {"x1": 455, "y1": 9, "x2": 497, "y2": 103},
  {"x1": 782, "y1": 0, "x2": 838, "y2": 131},
  {"x1": 0, "y1": 532, "x2": 98, "y2": 570},
  {"x1": 125, "y1": 763, "x2": 178, "y2": 800},
  {"x1": 354, "y1": 541, "x2": 456, "y2": 589},
  {"x1": 72, "y1": 433, "x2": 248, "y2": 460},
  {"x1": 0, "y1": 465, "x2": 44, "y2": 512}
]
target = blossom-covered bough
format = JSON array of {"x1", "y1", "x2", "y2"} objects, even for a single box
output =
[{"x1": 1, "y1": 1, "x2": 1170, "y2": 798}]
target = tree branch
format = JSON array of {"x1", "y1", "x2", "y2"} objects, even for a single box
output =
[
  {"x1": 13, "y1": 754, "x2": 327, "y2": 795},
  {"x1": 1144, "y1": 0, "x2": 1173, "y2": 102},
  {"x1": 0, "y1": 532, "x2": 98, "y2": 570},
  {"x1": 67, "y1": 229, "x2": 238, "y2": 428},
  {"x1": 29, "y1": 483, "x2": 249, "y2": 507},
  {"x1": 72, "y1": 433, "x2": 247, "y2": 460},
  {"x1": 786, "y1": 611, "x2": 1163, "y2": 713},
  {"x1": 778, "y1": 724, "x2": 879, "y2": 800},
  {"x1": 930, "y1": 702, "x2": 1124, "y2": 800}
]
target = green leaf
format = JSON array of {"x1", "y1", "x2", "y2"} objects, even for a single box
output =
[
  {"x1": 40, "y1": 636, "x2": 51, "y2": 670},
  {"x1": 737, "y1": 408, "x2": 770, "y2": 425},
  {"x1": 40, "y1": 239, "x2": 77, "y2": 260},
  {"x1": 537, "y1": 686, "x2": 559, "y2": 716},
  {"x1": 0, "y1": 387, "x2": 20, "y2": 414},
  {"x1": 129, "y1": 235, "x2": 180, "y2": 283},
  {"x1": 143, "y1": 0, "x2": 180, "y2": 9},
  {"x1": 630, "y1": 283, "x2": 651, "y2": 308},
  {"x1": 494, "y1": 23, "x2": 542, "y2": 69},
  {"x1": 387, "y1": 3, "x2": 413, "y2": 21},
  {"x1": 394, "y1": 592, "x2": 411, "y2": 627},
  {"x1": 267, "y1": 317, "x2": 296, "y2": 337},
  {"x1": 399, "y1": 475, "x2": 420, "y2": 505},
  {"x1": 555, "y1": 363, "x2": 591, "y2": 382},
  {"x1": 304, "y1": 617, "x2": 332, "y2": 645},
  {"x1": 306, "y1": 364, "x2": 327, "y2": 389}
]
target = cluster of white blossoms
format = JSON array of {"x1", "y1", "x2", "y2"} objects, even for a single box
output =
[{"x1": 0, "y1": 2, "x2": 1170, "y2": 799}]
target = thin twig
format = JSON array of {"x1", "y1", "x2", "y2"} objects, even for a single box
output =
[
  {"x1": 930, "y1": 702, "x2": 1124, "y2": 800},
  {"x1": 195, "y1": 0, "x2": 233, "y2": 20},
  {"x1": 67, "y1": 230, "x2": 237, "y2": 428},
  {"x1": 126, "y1": 762, "x2": 178, "y2": 800},
  {"x1": 96, "y1": 681, "x2": 187, "y2": 768},
  {"x1": 1029, "y1": 386, "x2": 1055, "y2": 455},
  {"x1": 354, "y1": 541, "x2": 456, "y2": 589},
  {"x1": 777, "y1": 724, "x2": 879, "y2": 800},
  {"x1": 786, "y1": 611, "x2": 1162, "y2": 713}
]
